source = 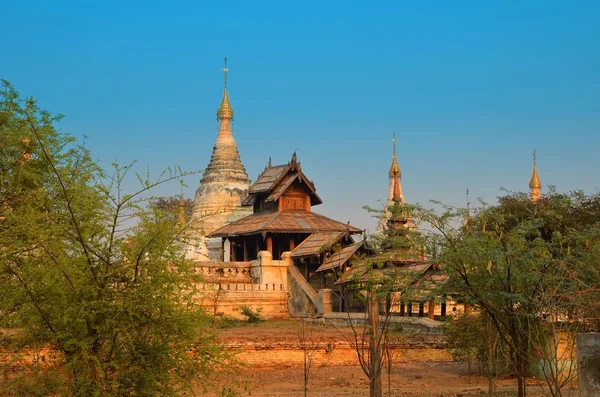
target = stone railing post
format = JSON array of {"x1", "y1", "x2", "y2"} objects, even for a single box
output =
[
  {"x1": 251, "y1": 250, "x2": 290, "y2": 291},
  {"x1": 316, "y1": 288, "x2": 333, "y2": 314},
  {"x1": 251, "y1": 251, "x2": 271, "y2": 284}
]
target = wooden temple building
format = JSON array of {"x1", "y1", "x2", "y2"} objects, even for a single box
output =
[
  {"x1": 205, "y1": 129, "x2": 450, "y2": 318},
  {"x1": 209, "y1": 152, "x2": 364, "y2": 293}
]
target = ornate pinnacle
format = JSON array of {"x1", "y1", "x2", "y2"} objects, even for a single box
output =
[
  {"x1": 388, "y1": 133, "x2": 401, "y2": 179},
  {"x1": 178, "y1": 194, "x2": 186, "y2": 225},
  {"x1": 222, "y1": 57, "x2": 228, "y2": 89},
  {"x1": 465, "y1": 188, "x2": 470, "y2": 229},
  {"x1": 529, "y1": 150, "x2": 541, "y2": 189},
  {"x1": 217, "y1": 57, "x2": 234, "y2": 120}
]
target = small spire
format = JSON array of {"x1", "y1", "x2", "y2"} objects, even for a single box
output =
[
  {"x1": 529, "y1": 150, "x2": 541, "y2": 188},
  {"x1": 465, "y1": 188, "x2": 470, "y2": 229},
  {"x1": 268, "y1": 156, "x2": 272, "y2": 167},
  {"x1": 291, "y1": 151, "x2": 297, "y2": 165},
  {"x1": 222, "y1": 57, "x2": 228, "y2": 89},
  {"x1": 529, "y1": 150, "x2": 542, "y2": 202},
  {"x1": 375, "y1": 133, "x2": 413, "y2": 235},
  {"x1": 389, "y1": 133, "x2": 401, "y2": 179},
  {"x1": 178, "y1": 194, "x2": 186, "y2": 225},
  {"x1": 217, "y1": 57, "x2": 234, "y2": 120}
]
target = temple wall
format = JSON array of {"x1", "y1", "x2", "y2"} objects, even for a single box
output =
[
  {"x1": 194, "y1": 251, "x2": 292, "y2": 319},
  {"x1": 0, "y1": 337, "x2": 451, "y2": 379},
  {"x1": 577, "y1": 333, "x2": 600, "y2": 396},
  {"x1": 228, "y1": 339, "x2": 450, "y2": 368},
  {"x1": 198, "y1": 286, "x2": 289, "y2": 319}
]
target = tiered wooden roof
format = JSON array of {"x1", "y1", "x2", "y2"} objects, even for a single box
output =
[
  {"x1": 210, "y1": 211, "x2": 361, "y2": 237},
  {"x1": 315, "y1": 241, "x2": 363, "y2": 272},
  {"x1": 337, "y1": 260, "x2": 434, "y2": 285},
  {"x1": 242, "y1": 154, "x2": 322, "y2": 206},
  {"x1": 209, "y1": 153, "x2": 362, "y2": 238},
  {"x1": 291, "y1": 232, "x2": 349, "y2": 258}
]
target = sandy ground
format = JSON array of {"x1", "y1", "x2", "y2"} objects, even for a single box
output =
[
  {"x1": 207, "y1": 361, "x2": 566, "y2": 396},
  {"x1": 215, "y1": 319, "x2": 359, "y2": 341},
  {"x1": 201, "y1": 320, "x2": 576, "y2": 396}
]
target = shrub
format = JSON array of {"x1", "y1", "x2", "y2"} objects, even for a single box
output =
[{"x1": 239, "y1": 306, "x2": 263, "y2": 323}]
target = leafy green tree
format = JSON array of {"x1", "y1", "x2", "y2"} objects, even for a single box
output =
[
  {"x1": 444, "y1": 312, "x2": 482, "y2": 375},
  {"x1": 0, "y1": 80, "x2": 228, "y2": 396},
  {"x1": 339, "y1": 202, "x2": 427, "y2": 397},
  {"x1": 444, "y1": 311, "x2": 511, "y2": 393},
  {"x1": 422, "y1": 191, "x2": 600, "y2": 397}
]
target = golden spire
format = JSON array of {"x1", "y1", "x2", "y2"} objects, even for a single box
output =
[
  {"x1": 178, "y1": 194, "x2": 186, "y2": 225},
  {"x1": 529, "y1": 150, "x2": 541, "y2": 188},
  {"x1": 529, "y1": 150, "x2": 542, "y2": 202},
  {"x1": 375, "y1": 133, "x2": 412, "y2": 234},
  {"x1": 465, "y1": 188, "x2": 471, "y2": 229},
  {"x1": 388, "y1": 133, "x2": 401, "y2": 179},
  {"x1": 217, "y1": 57, "x2": 234, "y2": 120}
]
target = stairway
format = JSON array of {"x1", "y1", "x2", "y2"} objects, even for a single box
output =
[{"x1": 287, "y1": 264, "x2": 317, "y2": 314}]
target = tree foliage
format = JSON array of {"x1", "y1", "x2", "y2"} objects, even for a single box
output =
[
  {"x1": 339, "y1": 202, "x2": 426, "y2": 397},
  {"x1": 422, "y1": 191, "x2": 600, "y2": 397},
  {"x1": 444, "y1": 312, "x2": 511, "y2": 379},
  {"x1": 0, "y1": 81, "x2": 227, "y2": 395}
]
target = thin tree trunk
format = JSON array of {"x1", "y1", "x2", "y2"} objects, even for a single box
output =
[
  {"x1": 516, "y1": 345, "x2": 527, "y2": 397},
  {"x1": 369, "y1": 291, "x2": 382, "y2": 397},
  {"x1": 385, "y1": 336, "x2": 392, "y2": 396},
  {"x1": 509, "y1": 320, "x2": 526, "y2": 397},
  {"x1": 485, "y1": 314, "x2": 496, "y2": 395},
  {"x1": 304, "y1": 350, "x2": 308, "y2": 397}
]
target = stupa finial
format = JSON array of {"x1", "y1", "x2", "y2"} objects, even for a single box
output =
[
  {"x1": 465, "y1": 188, "x2": 470, "y2": 229},
  {"x1": 529, "y1": 150, "x2": 541, "y2": 189},
  {"x1": 222, "y1": 57, "x2": 228, "y2": 88},
  {"x1": 217, "y1": 57, "x2": 234, "y2": 120},
  {"x1": 388, "y1": 133, "x2": 401, "y2": 179},
  {"x1": 529, "y1": 150, "x2": 542, "y2": 202}
]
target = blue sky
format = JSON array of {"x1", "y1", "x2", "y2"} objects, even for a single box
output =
[{"x1": 2, "y1": 0, "x2": 599, "y2": 232}]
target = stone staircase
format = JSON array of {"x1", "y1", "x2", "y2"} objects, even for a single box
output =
[{"x1": 287, "y1": 264, "x2": 317, "y2": 314}]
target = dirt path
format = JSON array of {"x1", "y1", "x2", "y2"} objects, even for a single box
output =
[
  {"x1": 203, "y1": 320, "x2": 564, "y2": 396},
  {"x1": 209, "y1": 362, "x2": 545, "y2": 396}
]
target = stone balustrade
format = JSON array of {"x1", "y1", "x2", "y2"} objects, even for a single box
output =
[
  {"x1": 193, "y1": 261, "x2": 252, "y2": 283},
  {"x1": 192, "y1": 251, "x2": 293, "y2": 319},
  {"x1": 200, "y1": 282, "x2": 285, "y2": 291}
]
